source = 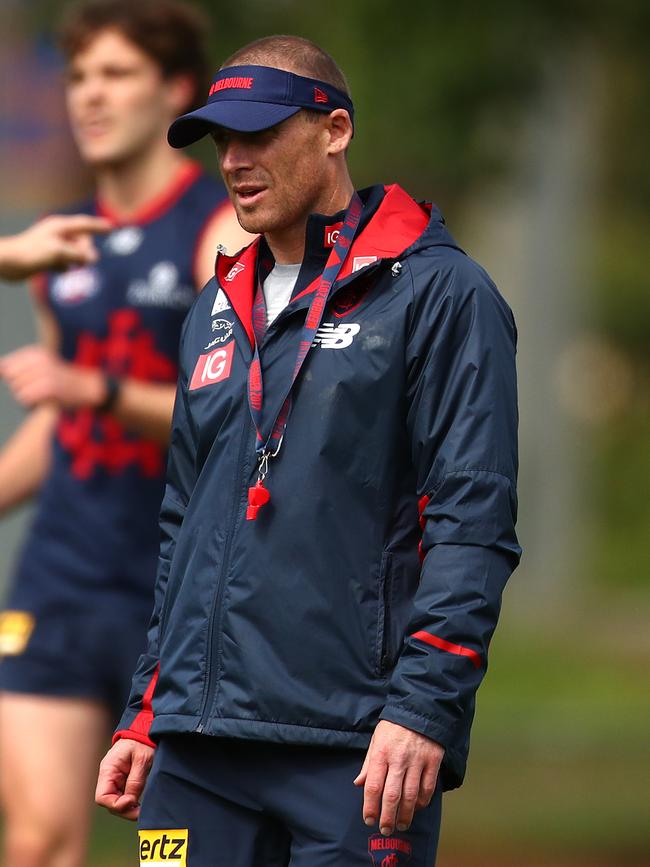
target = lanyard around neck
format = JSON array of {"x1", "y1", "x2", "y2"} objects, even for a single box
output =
[{"x1": 245, "y1": 191, "x2": 363, "y2": 519}]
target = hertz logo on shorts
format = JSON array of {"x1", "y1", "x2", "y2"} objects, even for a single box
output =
[
  {"x1": 139, "y1": 829, "x2": 188, "y2": 865},
  {"x1": 0, "y1": 611, "x2": 35, "y2": 656}
]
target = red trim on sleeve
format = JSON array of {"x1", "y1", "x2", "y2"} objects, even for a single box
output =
[
  {"x1": 112, "y1": 729, "x2": 156, "y2": 749},
  {"x1": 112, "y1": 664, "x2": 160, "y2": 746},
  {"x1": 418, "y1": 494, "x2": 429, "y2": 531},
  {"x1": 411, "y1": 630, "x2": 482, "y2": 669},
  {"x1": 96, "y1": 162, "x2": 202, "y2": 226}
]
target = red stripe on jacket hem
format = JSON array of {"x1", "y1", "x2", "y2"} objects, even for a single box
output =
[{"x1": 411, "y1": 630, "x2": 482, "y2": 669}]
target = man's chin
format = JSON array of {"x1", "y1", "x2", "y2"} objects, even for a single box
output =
[{"x1": 234, "y1": 209, "x2": 272, "y2": 237}]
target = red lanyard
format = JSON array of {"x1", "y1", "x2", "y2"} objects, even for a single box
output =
[{"x1": 246, "y1": 192, "x2": 363, "y2": 519}]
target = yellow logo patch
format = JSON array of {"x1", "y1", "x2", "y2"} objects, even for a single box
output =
[
  {"x1": 0, "y1": 611, "x2": 35, "y2": 656},
  {"x1": 139, "y1": 829, "x2": 188, "y2": 865}
]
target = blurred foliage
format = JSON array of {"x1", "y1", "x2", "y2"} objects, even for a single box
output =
[{"x1": 28, "y1": 0, "x2": 649, "y2": 203}]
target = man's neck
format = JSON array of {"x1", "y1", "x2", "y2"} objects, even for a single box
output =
[
  {"x1": 266, "y1": 176, "x2": 355, "y2": 265},
  {"x1": 94, "y1": 143, "x2": 187, "y2": 222}
]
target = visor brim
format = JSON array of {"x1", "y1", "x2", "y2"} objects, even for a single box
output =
[{"x1": 168, "y1": 102, "x2": 303, "y2": 148}]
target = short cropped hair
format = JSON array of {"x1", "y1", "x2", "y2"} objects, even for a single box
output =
[
  {"x1": 222, "y1": 35, "x2": 351, "y2": 98},
  {"x1": 58, "y1": 0, "x2": 211, "y2": 112}
]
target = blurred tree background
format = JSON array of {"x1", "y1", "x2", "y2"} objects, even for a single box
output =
[{"x1": 1, "y1": 0, "x2": 648, "y2": 864}]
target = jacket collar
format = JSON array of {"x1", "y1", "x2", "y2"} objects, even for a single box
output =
[{"x1": 215, "y1": 184, "x2": 455, "y2": 348}]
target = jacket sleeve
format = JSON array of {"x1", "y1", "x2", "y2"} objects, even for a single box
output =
[
  {"x1": 113, "y1": 329, "x2": 198, "y2": 747},
  {"x1": 380, "y1": 252, "x2": 521, "y2": 779}
]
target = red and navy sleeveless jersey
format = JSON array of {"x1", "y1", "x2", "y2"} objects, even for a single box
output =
[{"x1": 11, "y1": 162, "x2": 228, "y2": 615}]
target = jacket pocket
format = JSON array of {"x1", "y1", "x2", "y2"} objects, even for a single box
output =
[{"x1": 375, "y1": 551, "x2": 394, "y2": 677}]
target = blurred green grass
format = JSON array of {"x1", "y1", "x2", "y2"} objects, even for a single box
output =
[
  {"x1": 41, "y1": 620, "x2": 650, "y2": 865},
  {"x1": 439, "y1": 620, "x2": 650, "y2": 865}
]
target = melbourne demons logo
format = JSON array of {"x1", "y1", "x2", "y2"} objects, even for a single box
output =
[
  {"x1": 189, "y1": 342, "x2": 234, "y2": 390},
  {"x1": 368, "y1": 834, "x2": 412, "y2": 865}
]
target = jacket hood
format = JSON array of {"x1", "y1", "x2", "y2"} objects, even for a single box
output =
[{"x1": 348, "y1": 183, "x2": 462, "y2": 262}]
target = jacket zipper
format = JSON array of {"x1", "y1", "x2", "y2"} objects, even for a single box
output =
[{"x1": 195, "y1": 409, "x2": 253, "y2": 732}]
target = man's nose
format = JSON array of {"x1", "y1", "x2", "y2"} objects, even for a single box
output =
[{"x1": 219, "y1": 136, "x2": 254, "y2": 173}]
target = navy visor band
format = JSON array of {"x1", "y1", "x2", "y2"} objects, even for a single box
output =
[{"x1": 168, "y1": 64, "x2": 354, "y2": 148}]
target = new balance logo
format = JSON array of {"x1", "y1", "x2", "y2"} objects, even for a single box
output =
[{"x1": 312, "y1": 322, "x2": 360, "y2": 349}]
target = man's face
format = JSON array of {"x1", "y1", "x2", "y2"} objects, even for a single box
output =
[
  {"x1": 65, "y1": 29, "x2": 174, "y2": 167},
  {"x1": 213, "y1": 113, "x2": 333, "y2": 240}
]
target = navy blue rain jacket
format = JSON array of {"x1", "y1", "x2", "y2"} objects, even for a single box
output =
[{"x1": 116, "y1": 184, "x2": 521, "y2": 790}]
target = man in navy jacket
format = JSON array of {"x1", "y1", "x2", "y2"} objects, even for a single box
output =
[{"x1": 96, "y1": 35, "x2": 520, "y2": 866}]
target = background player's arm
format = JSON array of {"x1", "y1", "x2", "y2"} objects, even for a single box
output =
[
  {"x1": 1, "y1": 301, "x2": 176, "y2": 445},
  {"x1": 104, "y1": 380, "x2": 176, "y2": 443},
  {"x1": 0, "y1": 305, "x2": 60, "y2": 516},
  {"x1": 193, "y1": 201, "x2": 255, "y2": 288},
  {"x1": 0, "y1": 288, "x2": 175, "y2": 448},
  {"x1": 0, "y1": 351, "x2": 177, "y2": 446},
  {"x1": 0, "y1": 215, "x2": 110, "y2": 281},
  {"x1": 0, "y1": 405, "x2": 58, "y2": 516}
]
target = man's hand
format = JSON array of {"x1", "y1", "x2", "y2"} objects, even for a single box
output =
[
  {"x1": 96, "y1": 738, "x2": 155, "y2": 821},
  {"x1": 0, "y1": 345, "x2": 106, "y2": 409},
  {"x1": 0, "y1": 214, "x2": 111, "y2": 281},
  {"x1": 354, "y1": 720, "x2": 444, "y2": 836}
]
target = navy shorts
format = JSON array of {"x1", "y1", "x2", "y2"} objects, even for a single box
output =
[
  {"x1": 0, "y1": 600, "x2": 149, "y2": 723},
  {"x1": 138, "y1": 734, "x2": 442, "y2": 866}
]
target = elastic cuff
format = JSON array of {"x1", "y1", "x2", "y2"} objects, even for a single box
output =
[
  {"x1": 379, "y1": 705, "x2": 454, "y2": 750},
  {"x1": 112, "y1": 729, "x2": 156, "y2": 749}
]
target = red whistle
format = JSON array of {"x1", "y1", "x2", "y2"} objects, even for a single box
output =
[{"x1": 246, "y1": 479, "x2": 271, "y2": 520}]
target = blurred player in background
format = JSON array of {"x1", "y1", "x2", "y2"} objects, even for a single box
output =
[
  {"x1": 0, "y1": 214, "x2": 110, "y2": 280},
  {"x1": 0, "y1": 1, "x2": 250, "y2": 865}
]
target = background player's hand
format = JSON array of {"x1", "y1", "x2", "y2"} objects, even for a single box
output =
[
  {"x1": 0, "y1": 214, "x2": 111, "y2": 281},
  {"x1": 96, "y1": 738, "x2": 155, "y2": 821},
  {"x1": 0, "y1": 345, "x2": 107, "y2": 409},
  {"x1": 354, "y1": 720, "x2": 444, "y2": 836}
]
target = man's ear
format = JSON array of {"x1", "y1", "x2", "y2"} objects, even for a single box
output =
[
  {"x1": 165, "y1": 74, "x2": 198, "y2": 118},
  {"x1": 326, "y1": 108, "x2": 353, "y2": 155}
]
